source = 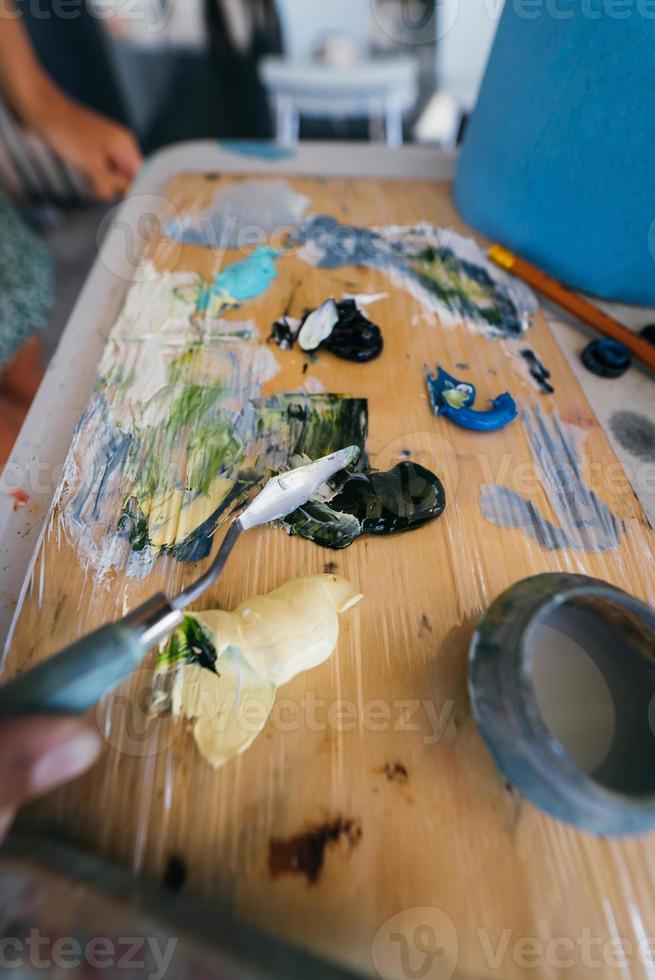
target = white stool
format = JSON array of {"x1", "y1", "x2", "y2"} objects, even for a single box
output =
[
  {"x1": 260, "y1": 56, "x2": 419, "y2": 147},
  {"x1": 259, "y1": 0, "x2": 419, "y2": 147}
]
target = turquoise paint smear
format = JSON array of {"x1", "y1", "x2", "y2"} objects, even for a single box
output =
[
  {"x1": 219, "y1": 140, "x2": 297, "y2": 161},
  {"x1": 480, "y1": 406, "x2": 624, "y2": 552},
  {"x1": 214, "y1": 247, "x2": 280, "y2": 302},
  {"x1": 196, "y1": 248, "x2": 282, "y2": 314}
]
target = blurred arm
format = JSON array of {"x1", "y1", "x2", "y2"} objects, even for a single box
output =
[{"x1": 0, "y1": 0, "x2": 143, "y2": 198}]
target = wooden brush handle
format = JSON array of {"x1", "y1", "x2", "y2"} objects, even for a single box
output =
[{"x1": 489, "y1": 244, "x2": 655, "y2": 373}]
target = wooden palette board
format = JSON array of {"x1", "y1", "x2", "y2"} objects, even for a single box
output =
[{"x1": 6, "y1": 174, "x2": 655, "y2": 979}]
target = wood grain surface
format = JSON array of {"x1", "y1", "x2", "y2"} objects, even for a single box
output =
[{"x1": 5, "y1": 174, "x2": 655, "y2": 980}]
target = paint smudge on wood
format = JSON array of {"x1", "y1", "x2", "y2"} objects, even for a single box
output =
[
  {"x1": 269, "y1": 818, "x2": 362, "y2": 884},
  {"x1": 609, "y1": 411, "x2": 655, "y2": 463},
  {"x1": 383, "y1": 762, "x2": 409, "y2": 784},
  {"x1": 519, "y1": 349, "x2": 554, "y2": 395},
  {"x1": 480, "y1": 406, "x2": 624, "y2": 552},
  {"x1": 297, "y1": 218, "x2": 537, "y2": 338},
  {"x1": 53, "y1": 261, "x2": 368, "y2": 581},
  {"x1": 164, "y1": 178, "x2": 310, "y2": 248}
]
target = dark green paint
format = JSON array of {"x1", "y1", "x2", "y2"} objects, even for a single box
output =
[
  {"x1": 282, "y1": 462, "x2": 446, "y2": 550},
  {"x1": 158, "y1": 614, "x2": 218, "y2": 673}
]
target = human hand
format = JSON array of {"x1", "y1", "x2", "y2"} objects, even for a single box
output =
[
  {"x1": 30, "y1": 92, "x2": 143, "y2": 201},
  {"x1": 0, "y1": 4, "x2": 142, "y2": 199},
  {"x1": 0, "y1": 716, "x2": 102, "y2": 842}
]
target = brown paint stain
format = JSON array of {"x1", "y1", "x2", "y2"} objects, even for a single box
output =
[
  {"x1": 419, "y1": 614, "x2": 432, "y2": 638},
  {"x1": 383, "y1": 761, "x2": 409, "y2": 785},
  {"x1": 269, "y1": 818, "x2": 362, "y2": 885},
  {"x1": 561, "y1": 408, "x2": 596, "y2": 430}
]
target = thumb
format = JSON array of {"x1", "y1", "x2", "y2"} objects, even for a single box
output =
[{"x1": 0, "y1": 716, "x2": 102, "y2": 810}]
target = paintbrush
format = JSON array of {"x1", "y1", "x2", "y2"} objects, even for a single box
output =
[
  {"x1": 0, "y1": 447, "x2": 359, "y2": 717},
  {"x1": 488, "y1": 244, "x2": 655, "y2": 373}
]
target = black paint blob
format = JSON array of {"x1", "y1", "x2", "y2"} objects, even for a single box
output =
[
  {"x1": 270, "y1": 298, "x2": 383, "y2": 363},
  {"x1": 581, "y1": 339, "x2": 632, "y2": 379},
  {"x1": 331, "y1": 462, "x2": 446, "y2": 534},
  {"x1": 323, "y1": 300, "x2": 383, "y2": 363},
  {"x1": 520, "y1": 349, "x2": 554, "y2": 394},
  {"x1": 282, "y1": 461, "x2": 446, "y2": 550},
  {"x1": 640, "y1": 324, "x2": 655, "y2": 346},
  {"x1": 270, "y1": 316, "x2": 297, "y2": 350}
]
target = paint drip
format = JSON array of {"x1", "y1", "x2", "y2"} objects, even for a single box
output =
[
  {"x1": 297, "y1": 218, "x2": 537, "y2": 338},
  {"x1": 480, "y1": 406, "x2": 625, "y2": 552},
  {"x1": 281, "y1": 461, "x2": 446, "y2": 550},
  {"x1": 427, "y1": 366, "x2": 518, "y2": 432}
]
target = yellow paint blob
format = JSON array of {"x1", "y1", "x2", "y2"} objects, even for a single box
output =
[
  {"x1": 172, "y1": 574, "x2": 363, "y2": 769},
  {"x1": 141, "y1": 476, "x2": 236, "y2": 549}
]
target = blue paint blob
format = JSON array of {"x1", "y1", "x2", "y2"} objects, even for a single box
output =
[
  {"x1": 426, "y1": 366, "x2": 518, "y2": 432},
  {"x1": 219, "y1": 141, "x2": 297, "y2": 161},
  {"x1": 581, "y1": 339, "x2": 632, "y2": 379},
  {"x1": 213, "y1": 247, "x2": 281, "y2": 304}
]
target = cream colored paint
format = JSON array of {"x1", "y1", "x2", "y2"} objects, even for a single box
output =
[{"x1": 172, "y1": 574, "x2": 363, "y2": 768}]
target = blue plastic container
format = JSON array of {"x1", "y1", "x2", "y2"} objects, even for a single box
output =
[{"x1": 455, "y1": 4, "x2": 655, "y2": 305}]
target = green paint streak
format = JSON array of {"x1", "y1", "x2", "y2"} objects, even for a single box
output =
[
  {"x1": 169, "y1": 347, "x2": 200, "y2": 386},
  {"x1": 283, "y1": 501, "x2": 361, "y2": 550},
  {"x1": 167, "y1": 383, "x2": 224, "y2": 429},
  {"x1": 118, "y1": 498, "x2": 149, "y2": 551},
  {"x1": 409, "y1": 247, "x2": 515, "y2": 331},
  {"x1": 122, "y1": 392, "x2": 368, "y2": 560},
  {"x1": 158, "y1": 614, "x2": 217, "y2": 672},
  {"x1": 186, "y1": 418, "x2": 242, "y2": 496}
]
